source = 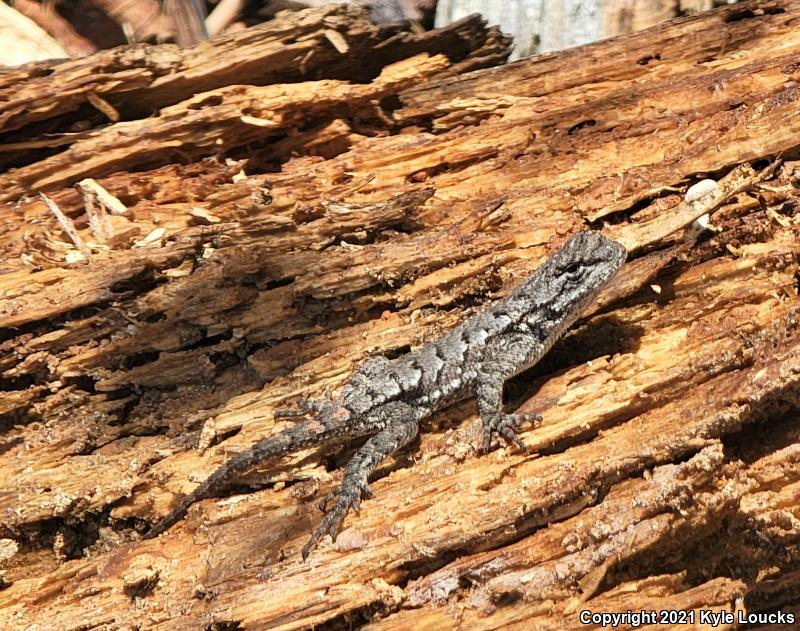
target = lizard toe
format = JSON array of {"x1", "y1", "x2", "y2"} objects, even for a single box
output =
[
  {"x1": 481, "y1": 424, "x2": 493, "y2": 454},
  {"x1": 303, "y1": 497, "x2": 350, "y2": 557},
  {"x1": 302, "y1": 524, "x2": 326, "y2": 560},
  {"x1": 317, "y1": 489, "x2": 339, "y2": 512},
  {"x1": 326, "y1": 517, "x2": 340, "y2": 541},
  {"x1": 498, "y1": 425, "x2": 527, "y2": 452},
  {"x1": 482, "y1": 412, "x2": 540, "y2": 453}
]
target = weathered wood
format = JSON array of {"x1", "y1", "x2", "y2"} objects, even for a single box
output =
[
  {"x1": 0, "y1": 53, "x2": 451, "y2": 201},
  {"x1": 404, "y1": 0, "x2": 797, "y2": 129},
  {"x1": 0, "y1": 5, "x2": 506, "y2": 138},
  {"x1": 1, "y1": 1, "x2": 800, "y2": 629}
]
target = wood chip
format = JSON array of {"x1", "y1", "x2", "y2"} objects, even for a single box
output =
[
  {"x1": 189, "y1": 207, "x2": 222, "y2": 224},
  {"x1": 40, "y1": 193, "x2": 87, "y2": 254},
  {"x1": 86, "y1": 92, "x2": 120, "y2": 123},
  {"x1": 133, "y1": 227, "x2": 167, "y2": 247},
  {"x1": 77, "y1": 178, "x2": 128, "y2": 215},
  {"x1": 324, "y1": 28, "x2": 349, "y2": 54}
]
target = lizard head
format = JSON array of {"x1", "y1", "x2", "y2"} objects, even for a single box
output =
[{"x1": 535, "y1": 231, "x2": 627, "y2": 316}]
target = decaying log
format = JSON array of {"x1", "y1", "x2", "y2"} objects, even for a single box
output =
[
  {"x1": 1, "y1": 1, "x2": 800, "y2": 629},
  {"x1": 0, "y1": 53, "x2": 454, "y2": 201},
  {"x1": 0, "y1": 4, "x2": 508, "y2": 139}
]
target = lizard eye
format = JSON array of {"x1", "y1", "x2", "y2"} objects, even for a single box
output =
[{"x1": 563, "y1": 262, "x2": 584, "y2": 280}]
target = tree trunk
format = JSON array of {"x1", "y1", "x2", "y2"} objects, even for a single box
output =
[{"x1": 1, "y1": 2, "x2": 800, "y2": 629}]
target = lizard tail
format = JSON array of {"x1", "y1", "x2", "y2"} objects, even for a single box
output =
[{"x1": 143, "y1": 407, "x2": 351, "y2": 539}]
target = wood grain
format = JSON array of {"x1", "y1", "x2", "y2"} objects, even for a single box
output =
[{"x1": 1, "y1": 2, "x2": 799, "y2": 629}]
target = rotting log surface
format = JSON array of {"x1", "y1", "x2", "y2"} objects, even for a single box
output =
[{"x1": 1, "y1": 2, "x2": 800, "y2": 629}]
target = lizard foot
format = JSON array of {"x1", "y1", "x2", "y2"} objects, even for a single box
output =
[
  {"x1": 301, "y1": 480, "x2": 374, "y2": 559},
  {"x1": 481, "y1": 412, "x2": 542, "y2": 453}
]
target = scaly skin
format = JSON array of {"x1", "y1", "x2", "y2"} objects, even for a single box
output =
[{"x1": 144, "y1": 231, "x2": 627, "y2": 558}]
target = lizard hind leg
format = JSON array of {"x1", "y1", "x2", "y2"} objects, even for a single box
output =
[{"x1": 301, "y1": 401, "x2": 420, "y2": 559}]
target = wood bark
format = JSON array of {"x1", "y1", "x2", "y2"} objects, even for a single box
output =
[{"x1": 1, "y1": 2, "x2": 800, "y2": 629}]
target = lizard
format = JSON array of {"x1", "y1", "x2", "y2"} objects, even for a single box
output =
[{"x1": 143, "y1": 230, "x2": 627, "y2": 558}]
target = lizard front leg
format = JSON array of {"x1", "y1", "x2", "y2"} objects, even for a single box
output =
[
  {"x1": 302, "y1": 401, "x2": 420, "y2": 559},
  {"x1": 477, "y1": 332, "x2": 544, "y2": 453}
]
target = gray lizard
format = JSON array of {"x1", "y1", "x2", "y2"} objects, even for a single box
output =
[{"x1": 144, "y1": 230, "x2": 627, "y2": 558}]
